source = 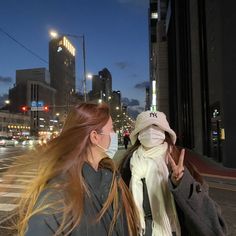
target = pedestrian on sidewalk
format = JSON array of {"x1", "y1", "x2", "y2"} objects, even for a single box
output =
[
  {"x1": 7, "y1": 103, "x2": 140, "y2": 236},
  {"x1": 123, "y1": 132, "x2": 131, "y2": 150},
  {"x1": 119, "y1": 110, "x2": 227, "y2": 236}
]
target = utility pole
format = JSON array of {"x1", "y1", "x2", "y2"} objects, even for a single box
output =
[{"x1": 82, "y1": 35, "x2": 87, "y2": 102}]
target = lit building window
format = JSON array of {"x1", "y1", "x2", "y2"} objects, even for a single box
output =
[
  {"x1": 151, "y1": 12, "x2": 158, "y2": 19},
  {"x1": 151, "y1": 80, "x2": 157, "y2": 111},
  {"x1": 57, "y1": 46, "x2": 62, "y2": 52},
  {"x1": 63, "y1": 36, "x2": 75, "y2": 56}
]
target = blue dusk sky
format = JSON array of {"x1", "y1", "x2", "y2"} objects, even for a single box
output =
[{"x1": 0, "y1": 0, "x2": 149, "y2": 113}]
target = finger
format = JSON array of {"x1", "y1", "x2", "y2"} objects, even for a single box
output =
[
  {"x1": 178, "y1": 149, "x2": 185, "y2": 167},
  {"x1": 173, "y1": 168, "x2": 185, "y2": 181},
  {"x1": 168, "y1": 153, "x2": 176, "y2": 169},
  {"x1": 176, "y1": 171, "x2": 184, "y2": 181},
  {"x1": 173, "y1": 168, "x2": 184, "y2": 178}
]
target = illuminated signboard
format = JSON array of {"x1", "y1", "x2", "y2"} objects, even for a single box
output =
[{"x1": 63, "y1": 37, "x2": 76, "y2": 56}]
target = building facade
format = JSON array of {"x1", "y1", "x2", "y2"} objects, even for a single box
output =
[
  {"x1": 151, "y1": 0, "x2": 236, "y2": 167},
  {"x1": 149, "y1": 0, "x2": 158, "y2": 111},
  {"x1": 0, "y1": 111, "x2": 30, "y2": 137},
  {"x1": 49, "y1": 36, "x2": 76, "y2": 118},
  {"x1": 90, "y1": 68, "x2": 113, "y2": 103},
  {"x1": 9, "y1": 68, "x2": 56, "y2": 136}
]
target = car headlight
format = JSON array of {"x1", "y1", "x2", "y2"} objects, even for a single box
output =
[{"x1": 0, "y1": 140, "x2": 6, "y2": 144}]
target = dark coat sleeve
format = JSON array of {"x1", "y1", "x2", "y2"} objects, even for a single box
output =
[
  {"x1": 25, "y1": 213, "x2": 61, "y2": 236},
  {"x1": 119, "y1": 155, "x2": 132, "y2": 186},
  {"x1": 168, "y1": 168, "x2": 227, "y2": 236},
  {"x1": 24, "y1": 189, "x2": 69, "y2": 236},
  {"x1": 25, "y1": 173, "x2": 127, "y2": 236},
  {"x1": 24, "y1": 196, "x2": 101, "y2": 236}
]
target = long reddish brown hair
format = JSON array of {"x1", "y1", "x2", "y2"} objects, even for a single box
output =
[{"x1": 12, "y1": 103, "x2": 140, "y2": 235}]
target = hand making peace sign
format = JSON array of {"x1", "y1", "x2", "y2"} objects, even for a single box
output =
[{"x1": 168, "y1": 149, "x2": 185, "y2": 186}]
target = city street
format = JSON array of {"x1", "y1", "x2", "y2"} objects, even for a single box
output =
[
  {"x1": 0, "y1": 146, "x2": 235, "y2": 235},
  {"x1": 1, "y1": 0, "x2": 236, "y2": 235}
]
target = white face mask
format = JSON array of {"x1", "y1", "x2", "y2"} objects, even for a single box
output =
[
  {"x1": 97, "y1": 133, "x2": 118, "y2": 159},
  {"x1": 138, "y1": 126, "x2": 165, "y2": 148}
]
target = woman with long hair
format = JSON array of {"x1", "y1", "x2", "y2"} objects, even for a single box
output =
[
  {"x1": 119, "y1": 110, "x2": 227, "y2": 236},
  {"x1": 7, "y1": 103, "x2": 139, "y2": 235}
]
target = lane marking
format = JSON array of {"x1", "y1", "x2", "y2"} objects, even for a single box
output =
[
  {"x1": 0, "y1": 203, "x2": 18, "y2": 211},
  {"x1": 0, "y1": 192, "x2": 22, "y2": 198},
  {"x1": 4, "y1": 174, "x2": 35, "y2": 178},
  {"x1": 0, "y1": 184, "x2": 26, "y2": 189},
  {"x1": 0, "y1": 178, "x2": 32, "y2": 183}
]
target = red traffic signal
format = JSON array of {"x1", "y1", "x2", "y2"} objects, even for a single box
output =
[
  {"x1": 43, "y1": 106, "x2": 49, "y2": 112},
  {"x1": 21, "y1": 106, "x2": 28, "y2": 112}
]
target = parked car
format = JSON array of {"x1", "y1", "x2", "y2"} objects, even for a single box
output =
[
  {"x1": 0, "y1": 136, "x2": 18, "y2": 147},
  {"x1": 21, "y1": 137, "x2": 39, "y2": 146}
]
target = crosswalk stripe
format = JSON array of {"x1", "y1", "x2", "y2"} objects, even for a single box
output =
[
  {"x1": 21, "y1": 172, "x2": 36, "y2": 174},
  {"x1": 0, "y1": 178, "x2": 32, "y2": 183},
  {"x1": 0, "y1": 203, "x2": 18, "y2": 211},
  {"x1": 13, "y1": 180, "x2": 32, "y2": 184},
  {"x1": 0, "y1": 192, "x2": 22, "y2": 197},
  {"x1": 0, "y1": 184, "x2": 26, "y2": 189},
  {"x1": 4, "y1": 174, "x2": 35, "y2": 178},
  {"x1": 0, "y1": 150, "x2": 36, "y2": 214}
]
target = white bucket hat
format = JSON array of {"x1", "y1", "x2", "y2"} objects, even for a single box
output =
[{"x1": 130, "y1": 110, "x2": 177, "y2": 145}]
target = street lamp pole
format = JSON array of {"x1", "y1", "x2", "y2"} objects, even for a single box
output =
[{"x1": 82, "y1": 35, "x2": 87, "y2": 102}]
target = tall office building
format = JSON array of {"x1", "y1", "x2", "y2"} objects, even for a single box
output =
[
  {"x1": 149, "y1": 0, "x2": 158, "y2": 111},
  {"x1": 90, "y1": 75, "x2": 103, "y2": 101},
  {"x1": 110, "y1": 90, "x2": 121, "y2": 134},
  {"x1": 149, "y1": 0, "x2": 169, "y2": 115},
  {"x1": 151, "y1": 0, "x2": 236, "y2": 167},
  {"x1": 98, "y1": 68, "x2": 112, "y2": 102},
  {"x1": 49, "y1": 36, "x2": 76, "y2": 116},
  {"x1": 111, "y1": 90, "x2": 121, "y2": 110},
  {"x1": 9, "y1": 68, "x2": 56, "y2": 135},
  {"x1": 90, "y1": 68, "x2": 113, "y2": 103}
]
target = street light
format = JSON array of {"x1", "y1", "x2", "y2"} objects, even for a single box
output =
[
  {"x1": 50, "y1": 30, "x2": 87, "y2": 102},
  {"x1": 87, "y1": 73, "x2": 93, "y2": 79}
]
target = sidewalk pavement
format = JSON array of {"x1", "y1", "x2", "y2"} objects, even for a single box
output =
[{"x1": 185, "y1": 149, "x2": 236, "y2": 179}]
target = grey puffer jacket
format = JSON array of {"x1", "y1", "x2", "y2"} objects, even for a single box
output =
[{"x1": 25, "y1": 163, "x2": 129, "y2": 236}]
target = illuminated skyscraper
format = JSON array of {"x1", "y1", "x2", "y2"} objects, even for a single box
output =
[{"x1": 49, "y1": 36, "x2": 76, "y2": 116}]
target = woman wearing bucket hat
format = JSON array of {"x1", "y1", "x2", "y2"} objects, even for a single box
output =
[{"x1": 119, "y1": 110, "x2": 227, "y2": 236}]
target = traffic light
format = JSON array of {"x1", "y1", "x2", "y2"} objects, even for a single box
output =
[
  {"x1": 21, "y1": 106, "x2": 28, "y2": 112},
  {"x1": 43, "y1": 105, "x2": 49, "y2": 112}
]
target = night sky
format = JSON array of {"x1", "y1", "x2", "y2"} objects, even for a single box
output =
[{"x1": 0, "y1": 0, "x2": 149, "y2": 113}]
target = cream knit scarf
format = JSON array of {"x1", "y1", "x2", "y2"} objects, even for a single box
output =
[{"x1": 130, "y1": 142, "x2": 181, "y2": 236}]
